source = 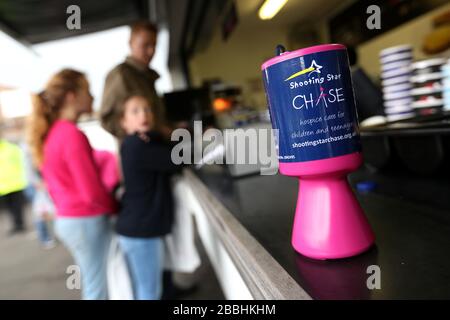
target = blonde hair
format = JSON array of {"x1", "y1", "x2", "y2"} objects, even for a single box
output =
[{"x1": 27, "y1": 69, "x2": 86, "y2": 167}]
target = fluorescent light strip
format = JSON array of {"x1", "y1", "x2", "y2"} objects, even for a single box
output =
[{"x1": 258, "y1": 0, "x2": 289, "y2": 20}]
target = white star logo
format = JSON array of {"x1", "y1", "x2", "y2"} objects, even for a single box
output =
[
  {"x1": 284, "y1": 59, "x2": 323, "y2": 81},
  {"x1": 308, "y1": 60, "x2": 322, "y2": 76}
]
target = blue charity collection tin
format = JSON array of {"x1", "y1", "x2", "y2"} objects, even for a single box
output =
[
  {"x1": 261, "y1": 44, "x2": 361, "y2": 166},
  {"x1": 261, "y1": 44, "x2": 374, "y2": 260}
]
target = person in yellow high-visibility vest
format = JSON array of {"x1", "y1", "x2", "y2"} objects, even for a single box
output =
[{"x1": 0, "y1": 134, "x2": 28, "y2": 235}]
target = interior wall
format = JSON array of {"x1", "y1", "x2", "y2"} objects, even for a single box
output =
[
  {"x1": 188, "y1": 1, "x2": 450, "y2": 108},
  {"x1": 290, "y1": 0, "x2": 355, "y2": 48},
  {"x1": 188, "y1": 8, "x2": 289, "y2": 110},
  {"x1": 187, "y1": 0, "x2": 358, "y2": 111}
]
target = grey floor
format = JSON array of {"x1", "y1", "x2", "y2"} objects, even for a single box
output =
[{"x1": 0, "y1": 206, "x2": 224, "y2": 300}]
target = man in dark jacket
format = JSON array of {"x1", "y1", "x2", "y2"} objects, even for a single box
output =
[{"x1": 347, "y1": 46, "x2": 384, "y2": 122}]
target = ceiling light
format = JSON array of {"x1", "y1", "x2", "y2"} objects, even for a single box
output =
[{"x1": 258, "y1": 0, "x2": 289, "y2": 20}]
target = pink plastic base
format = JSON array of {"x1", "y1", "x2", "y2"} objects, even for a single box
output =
[{"x1": 280, "y1": 153, "x2": 375, "y2": 260}]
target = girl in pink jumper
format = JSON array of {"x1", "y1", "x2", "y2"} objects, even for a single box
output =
[{"x1": 27, "y1": 69, "x2": 116, "y2": 300}]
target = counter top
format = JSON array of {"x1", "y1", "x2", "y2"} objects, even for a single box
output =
[
  {"x1": 360, "y1": 112, "x2": 450, "y2": 136},
  {"x1": 188, "y1": 165, "x2": 450, "y2": 299}
]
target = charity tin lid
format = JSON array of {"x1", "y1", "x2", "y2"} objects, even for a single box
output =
[
  {"x1": 381, "y1": 60, "x2": 411, "y2": 72},
  {"x1": 381, "y1": 67, "x2": 411, "y2": 79},
  {"x1": 261, "y1": 44, "x2": 346, "y2": 70},
  {"x1": 380, "y1": 52, "x2": 413, "y2": 64},
  {"x1": 412, "y1": 100, "x2": 444, "y2": 108},
  {"x1": 411, "y1": 86, "x2": 442, "y2": 96},
  {"x1": 384, "y1": 90, "x2": 411, "y2": 100},
  {"x1": 379, "y1": 44, "x2": 412, "y2": 57},
  {"x1": 382, "y1": 75, "x2": 411, "y2": 86},
  {"x1": 384, "y1": 97, "x2": 412, "y2": 107},
  {"x1": 383, "y1": 83, "x2": 412, "y2": 94},
  {"x1": 384, "y1": 105, "x2": 413, "y2": 114},
  {"x1": 410, "y1": 72, "x2": 444, "y2": 83},
  {"x1": 411, "y1": 58, "x2": 446, "y2": 70}
]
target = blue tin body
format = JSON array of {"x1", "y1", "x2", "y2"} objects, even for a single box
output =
[{"x1": 262, "y1": 48, "x2": 361, "y2": 163}]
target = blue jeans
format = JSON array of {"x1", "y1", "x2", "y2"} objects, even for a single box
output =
[
  {"x1": 118, "y1": 236, "x2": 164, "y2": 300},
  {"x1": 35, "y1": 219, "x2": 52, "y2": 243},
  {"x1": 55, "y1": 215, "x2": 111, "y2": 300}
]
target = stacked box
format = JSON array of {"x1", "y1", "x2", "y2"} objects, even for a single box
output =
[
  {"x1": 380, "y1": 45, "x2": 414, "y2": 121},
  {"x1": 410, "y1": 58, "x2": 446, "y2": 116}
]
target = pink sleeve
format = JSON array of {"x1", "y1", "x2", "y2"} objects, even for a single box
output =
[
  {"x1": 93, "y1": 150, "x2": 121, "y2": 193},
  {"x1": 64, "y1": 129, "x2": 116, "y2": 212}
]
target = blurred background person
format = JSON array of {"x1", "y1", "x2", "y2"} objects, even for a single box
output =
[
  {"x1": 347, "y1": 46, "x2": 384, "y2": 122},
  {"x1": 99, "y1": 20, "x2": 196, "y2": 299},
  {"x1": 21, "y1": 141, "x2": 56, "y2": 249},
  {"x1": 30, "y1": 172, "x2": 56, "y2": 249},
  {"x1": 27, "y1": 69, "x2": 117, "y2": 300},
  {"x1": 116, "y1": 94, "x2": 180, "y2": 300},
  {"x1": 0, "y1": 125, "x2": 27, "y2": 235},
  {"x1": 100, "y1": 21, "x2": 168, "y2": 138},
  {"x1": 29, "y1": 173, "x2": 56, "y2": 249}
]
